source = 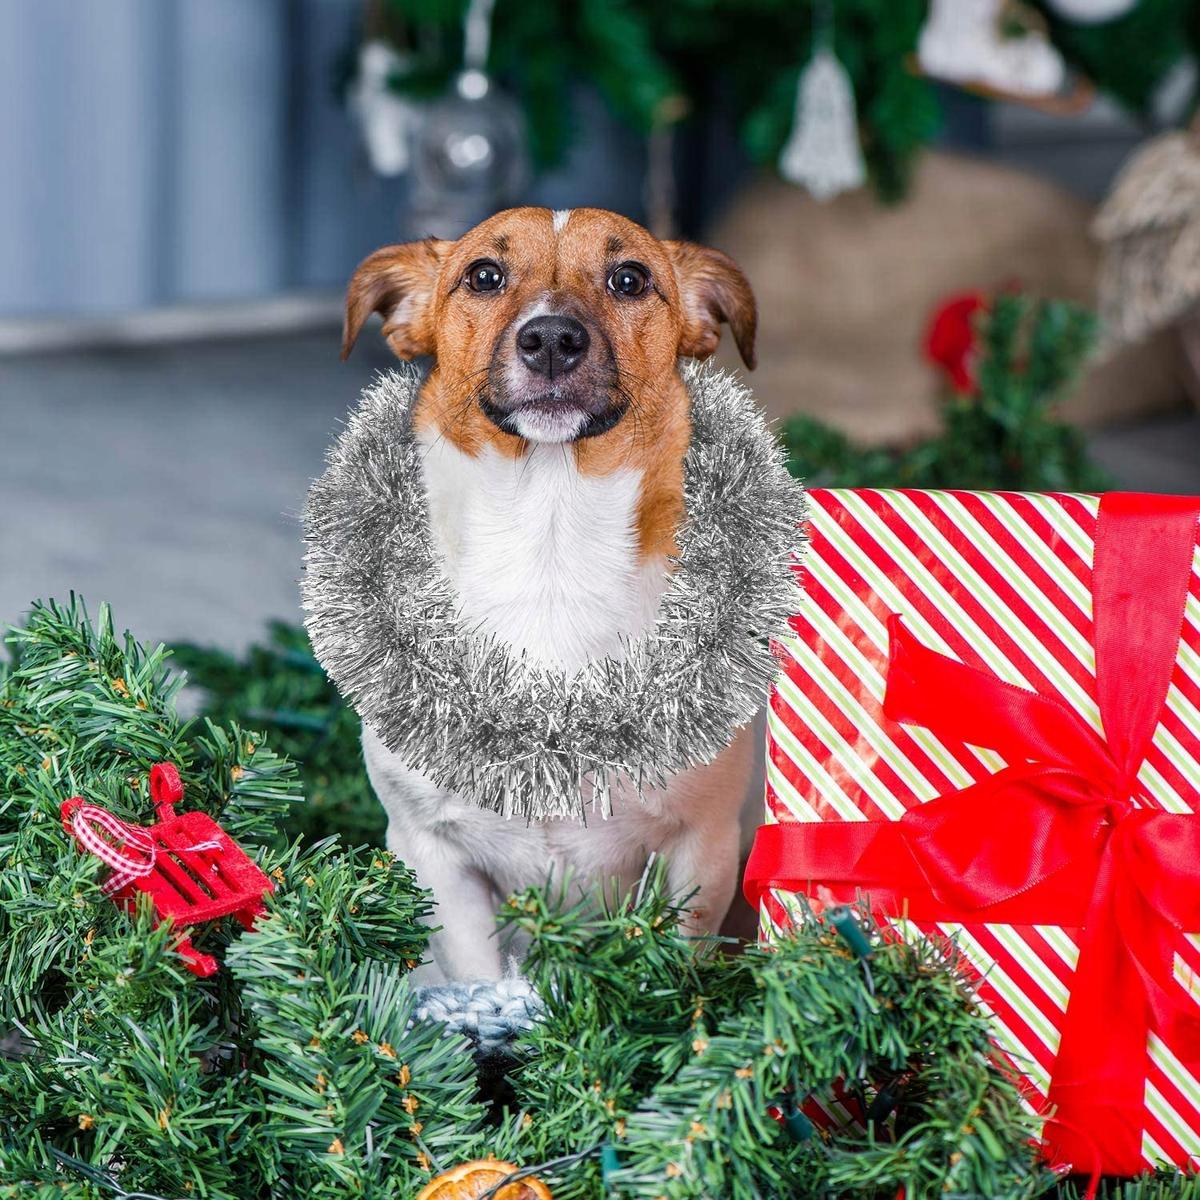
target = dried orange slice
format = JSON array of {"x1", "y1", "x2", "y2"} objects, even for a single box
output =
[{"x1": 414, "y1": 1157, "x2": 552, "y2": 1200}]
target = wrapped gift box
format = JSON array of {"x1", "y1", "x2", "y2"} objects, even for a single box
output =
[{"x1": 744, "y1": 487, "x2": 1200, "y2": 1177}]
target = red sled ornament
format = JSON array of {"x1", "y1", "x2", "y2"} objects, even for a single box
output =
[
  {"x1": 744, "y1": 489, "x2": 1200, "y2": 1186},
  {"x1": 62, "y1": 762, "x2": 273, "y2": 977}
]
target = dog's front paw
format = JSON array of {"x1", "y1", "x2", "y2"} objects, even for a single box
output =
[{"x1": 413, "y1": 976, "x2": 542, "y2": 1056}]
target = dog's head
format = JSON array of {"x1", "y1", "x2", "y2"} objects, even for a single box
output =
[{"x1": 342, "y1": 207, "x2": 755, "y2": 455}]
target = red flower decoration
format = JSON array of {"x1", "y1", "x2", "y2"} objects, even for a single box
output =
[{"x1": 923, "y1": 291, "x2": 987, "y2": 394}]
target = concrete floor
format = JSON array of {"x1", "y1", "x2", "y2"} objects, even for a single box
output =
[
  {"x1": 0, "y1": 331, "x2": 395, "y2": 649},
  {"x1": 3, "y1": 330, "x2": 1200, "y2": 652}
]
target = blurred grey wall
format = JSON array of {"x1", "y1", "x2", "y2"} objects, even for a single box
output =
[
  {"x1": 0, "y1": 0, "x2": 658, "y2": 322},
  {"x1": 0, "y1": 0, "x2": 407, "y2": 318},
  {"x1": 4, "y1": 1, "x2": 1148, "y2": 324}
]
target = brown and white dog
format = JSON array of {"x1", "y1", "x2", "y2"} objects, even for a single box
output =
[{"x1": 342, "y1": 206, "x2": 758, "y2": 982}]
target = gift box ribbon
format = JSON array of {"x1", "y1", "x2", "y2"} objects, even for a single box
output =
[{"x1": 744, "y1": 492, "x2": 1200, "y2": 1177}]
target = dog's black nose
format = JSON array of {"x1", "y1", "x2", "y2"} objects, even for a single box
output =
[{"x1": 516, "y1": 315, "x2": 590, "y2": 379}]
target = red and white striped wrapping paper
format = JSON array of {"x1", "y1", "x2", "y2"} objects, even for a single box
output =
[{"x1": 756, "y1": 487, "x2": 1200, "y2": 1170}]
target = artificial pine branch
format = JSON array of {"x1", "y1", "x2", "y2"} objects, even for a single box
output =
[
  {"x1": 0, "y1": 600, "x2": 485, "y2": 1199},
  {"x1": 611, "y1": 912, "x2": 1045, "y2": 1199},
  {"x1": 486, "y1": 866, "x2": 753, "y2": 1199},
  {"x1": 1056, "y1": 1178, "x2": 1200, "y2": 1200},
  {"x1": 226, "y1": 911, "x2": 485, "y2": 1197},
  {"x1": 172, "y1": 624, "x2": 384, "y2": 848},
  {"x1": 484, "y1": 872, "x2": 1047, "y2": 1199}
]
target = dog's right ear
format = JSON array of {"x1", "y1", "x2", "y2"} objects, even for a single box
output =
[
  {"x1": 342, "y1": 238, "x2": 450, "y2": 360},
  {"x1": 665, "y1": 240, "x2": 757, "y2": 371}
]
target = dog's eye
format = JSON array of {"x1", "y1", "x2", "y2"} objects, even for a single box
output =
[
  {"x1": 608, "y1": 262, "x2": 649, "y2": 298},
  {"x1": 465, "y1": 260, "x2": 505, "y2": 293}
]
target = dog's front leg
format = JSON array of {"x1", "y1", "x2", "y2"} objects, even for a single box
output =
[
  {"x1": 391, "y1": 829, "x2": 503, "y2": 982},
  {"x1": 661, "y1": 724, "x2": 755, "y2": 938},
  {"x1": 363, "y1": 727, "x2": 503, "y2": 982},
  {"x1": 664, "y1": 818, "x2": 741, "y2": 940}
]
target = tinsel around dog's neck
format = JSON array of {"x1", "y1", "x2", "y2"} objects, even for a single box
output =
[{"x1": 302, "y1": 361, "x2": 806, "y2": 821}]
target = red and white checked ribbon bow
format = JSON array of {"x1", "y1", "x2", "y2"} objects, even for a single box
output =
[{"x1": 69, "y1": 803, "x2": 220, "y2": 895}]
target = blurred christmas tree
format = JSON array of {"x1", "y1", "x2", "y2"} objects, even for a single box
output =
[
  {"x1": 1036, "y1": 0, "x2": 1196, "y2": 114},
  {"x1": 358, "y1": 0, "x2": 1200, "y2": 203}
]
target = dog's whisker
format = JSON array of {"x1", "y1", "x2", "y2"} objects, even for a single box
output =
[
  {"x1": 608, "y1": 372, "x2": 657, "y2": 468},
  {"x1": 411, "y1": 365, "x2": 494, "y2": 462}
]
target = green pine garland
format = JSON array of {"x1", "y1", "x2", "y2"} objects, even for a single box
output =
[
  {"x1": 171, "y1": 623, "x2": 385, "y2": 849},
  {"x1": 0, "y1": 599, "x2": 1044, "y2": 1197},
  {"x1": 1058, "y1": 1183, "x2": 1200, "y2": 1200},
  {"x1": 0, "y1": 599, "x2": 484, "y2": 1199},
  {"x1": 486, "y1": 877, "x2": 1050, "y2": 1199}
]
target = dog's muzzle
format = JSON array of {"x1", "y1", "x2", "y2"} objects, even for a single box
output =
[{"x1": 484, "y1": 315, "x2": 627, "y2": 443}]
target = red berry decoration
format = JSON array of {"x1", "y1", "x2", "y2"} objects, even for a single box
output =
[
  {"x1": 61, "y1": 762, "x2": 273, "y2": 977},
  {"x1": 922, "y1": 290, "x2": 987, "y2": 394}
]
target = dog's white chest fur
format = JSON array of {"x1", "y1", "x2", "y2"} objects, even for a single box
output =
[
  {"x1": 363, "y1": 429, "x2": 749, "y2": 982},
  {"x1": 417, "y1": 432, "x2": 664, "y2": 670}
]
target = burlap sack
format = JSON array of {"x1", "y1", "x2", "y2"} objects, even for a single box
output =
[{"x1": 710, "y1": 150, "x2": 1184, "y2": 444}]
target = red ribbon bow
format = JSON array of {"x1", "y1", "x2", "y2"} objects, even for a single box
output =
[
  {"x1": 62, "y1": 763, "x2": 222, "y2": 896},
  {"x1": 744, "y1": 493, "x2": 1200, "y2": 1177}
]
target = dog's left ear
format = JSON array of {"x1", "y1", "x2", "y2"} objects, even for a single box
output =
[
  {"x1": 666, "y1": 241, "x2": 757, "y2": 370},
  {"x1": 342, "y1": 237, "x2": 450, "y2": 360}
]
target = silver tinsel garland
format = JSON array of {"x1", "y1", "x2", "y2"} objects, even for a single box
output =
[{"x1": 302, "y1": 361, "x2": 806, "y2": 821}]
